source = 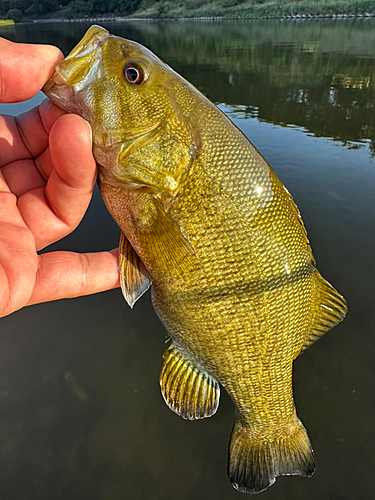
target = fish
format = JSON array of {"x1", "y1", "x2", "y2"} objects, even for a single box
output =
[{"x1": 43, "y1": 25, "x2": 347, "y2": 494}]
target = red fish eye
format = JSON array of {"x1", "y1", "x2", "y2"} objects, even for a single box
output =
[{"x1": 124, "y1": 64, "x2": 144, "y2": 84}]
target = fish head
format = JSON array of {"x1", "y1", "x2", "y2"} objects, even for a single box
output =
[{"x1": 44, "y1": 25, "x2": 200, "y2": 193}]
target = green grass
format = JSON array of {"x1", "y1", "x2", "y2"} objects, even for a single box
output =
[
  {"x1": 0, "y1": 19, "x2": 14, "y2": 25},
  {"x1": 131, "y1": 0, "x2": 375, "y2": 19}
]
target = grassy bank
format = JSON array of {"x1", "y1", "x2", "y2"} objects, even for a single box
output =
[
  {"x1": 130, "y1": 0, "x2": 375, "y2": 19},
  {"x1": 3, "y1": 1, "x2": 375, "y2": 22},
  {"x1": 0, "y1": 19, "x2": 14, "y2": 25}
]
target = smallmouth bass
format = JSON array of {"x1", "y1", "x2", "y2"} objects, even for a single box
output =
[{"x1": 43, "y1": 26, "x2": 347, "y2": 494}]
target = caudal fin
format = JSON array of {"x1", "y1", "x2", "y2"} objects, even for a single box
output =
[{"x1": 228, "y1": 418, "x2": 315, "y2": 494}]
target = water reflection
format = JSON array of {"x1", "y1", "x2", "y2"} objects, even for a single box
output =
[{"x1": 132, "y1": 19, "x2": 375, "y2": 154}]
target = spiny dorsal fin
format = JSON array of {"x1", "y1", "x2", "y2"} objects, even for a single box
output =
[
  {"x1": 160, "y1": 343, "x2": 220, "y2": 420},
  {"x1": 119, "y1": 232, "x2": 152, "y2": 308},
  {"x1": 301, "y1": 273, "x2": 347, "y2": 353},
  {"x1": 137, "y1": 200, "x2": 197, "y2": 276},
  {"x1": 228, "y1": 418, "x2": 315, "y2": 494}
]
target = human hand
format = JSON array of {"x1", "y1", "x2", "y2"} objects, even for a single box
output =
[{"x1": 0, "y1": 37, "x2": 120, "y2": 318}]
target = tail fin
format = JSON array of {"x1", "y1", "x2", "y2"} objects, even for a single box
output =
[{"x1": 228, "y1": 418, "x2": 315, "y2": 494}]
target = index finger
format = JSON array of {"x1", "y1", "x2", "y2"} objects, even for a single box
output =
[{"x1": 0, "y1": 38, "x2": 63, "y2": 103}]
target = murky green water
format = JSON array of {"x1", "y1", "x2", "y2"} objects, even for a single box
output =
[{"x1": 0, "y1": 19, "x2": 374, "y2": 500}]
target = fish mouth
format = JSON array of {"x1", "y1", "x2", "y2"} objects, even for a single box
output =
[
  {"x1": 43, "y1": 25, "x2": 111, "y2": 104},
  {"x1": 64, "y1": 25, "x2": 110, "y2": 59}
]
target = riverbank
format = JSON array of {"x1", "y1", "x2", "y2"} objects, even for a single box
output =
[
  {"x1": 2, "y1": 0, "x2": 374, "y2": 23},
  {"x1": 130, "y1": 0, "x2": 375, "y2": 19},
  {"x1": 59, "y1": 12, "x2": 375, "y2": 23}
]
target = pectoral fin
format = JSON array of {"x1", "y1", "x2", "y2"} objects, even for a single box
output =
[
  {"x1": 119, "y1": 232, "x2": 152, "y2": 308},
  {"x1": 301, "y1": 273, "x2": 347, "y2": 353},
  {"x1": 137, "y1": 199, "x2": 197, "y2": 276},
  {"x1": 160, "y1": 342, "x2": 220, "y2": 420}
]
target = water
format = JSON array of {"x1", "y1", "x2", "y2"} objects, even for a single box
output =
[{"x1": 0, "y1": 19, "x2": 374, "y2": 500}]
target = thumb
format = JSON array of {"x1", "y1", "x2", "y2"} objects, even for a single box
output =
[{"x1": 0, "y1": 37, "x2": 63, "y2": 103}]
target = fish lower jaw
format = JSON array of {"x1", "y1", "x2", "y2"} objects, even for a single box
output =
[{"x1": 44, "y1": 81, "x2": 71, "y2": 103}]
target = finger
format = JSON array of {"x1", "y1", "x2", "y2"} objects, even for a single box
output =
[
  {"x1": 46, "y1": 113, "x2": 96, "y2": 227},
  {"x1": 27, "y1": 249, "x2": 120, "y2": 306},
  {"x1": 2, "y1": 159, "x2": 45, "y2": 197},
  {"x1": 34, "y1": 147, "x2": 53, "y2": 181},
  {"x1": 17, "y1": 187, "x2": 69, "y2": 251},
  {"x1": 16, "y1": 99, "x2": 66, "y2": 159},
  {"x1": 0, "y1": 193, "x2": 38, "y2": 317},
  {"x1": 0, "y1": 191, "x2": 28, "y2": 227},
  {"x1": 39, "y1": 99, "x2": 67, "y2": 134},
  {"x1": 0, "y1": 38, "x2": 63, "y2": 103},
  {"x1": 0, "y1": 101, "x2": 66, "y2": 196},
  {"x1": 0, "y1": 168, "x2": 10, "y2": 192},
  {"x1": 30, "y1": 100, "x2": 67, "y2": 180},
  {"x1": 0, "y1": 100, "x2": 66, "y2": 168},
  {"x1": 17, "y1": 114, "x2": 96, "y2": 250},
  {"x1": 0, "y1": 114, "x2": 31, "y2": 168}
]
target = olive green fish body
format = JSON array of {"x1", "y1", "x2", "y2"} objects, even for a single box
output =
[{"x1": 44, "y1": 26, "x2": 347, "y2": 494}]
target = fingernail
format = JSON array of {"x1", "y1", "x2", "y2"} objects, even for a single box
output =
[
  {"x1": 39, "y1": 98, "x2": 53, "y2": 114},
  {"x1": 84, "y1": 119, "x2": 92, "y2": 143}
]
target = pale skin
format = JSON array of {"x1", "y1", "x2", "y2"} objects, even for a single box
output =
[{"x1": 0, "y1": 38, "x2": 120, "y2": 318}]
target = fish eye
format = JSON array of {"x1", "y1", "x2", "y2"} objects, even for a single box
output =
[{"x1": 123, "y1": 62, "x2": 146, "y2": 85}]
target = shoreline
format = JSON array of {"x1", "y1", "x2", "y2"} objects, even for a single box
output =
[
  {"x1": 31, "y1": 12, "x2": 375, "y2": 24},
  {"x1": 3, "y1": 0, "x2": 375, "y2": 24}
]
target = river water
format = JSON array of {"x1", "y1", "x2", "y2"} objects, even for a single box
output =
[{"x1": 0, "y1": 19, "x2": 374, "y2": 500}]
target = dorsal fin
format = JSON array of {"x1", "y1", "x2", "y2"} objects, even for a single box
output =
[
  {"x1": 301, "y1": 273, "x2": 347, "y2": 353},
  {"x1": 160, "y1": 342, "x2": 220, "y2": 420}
]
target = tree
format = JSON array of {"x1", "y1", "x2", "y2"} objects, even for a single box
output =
[
  {"x1": 6, "y1": 7, "x2": 22, "y2": 21},
  {"x1": 0, "y1": 1, "x2": 10, "y2": 17}
]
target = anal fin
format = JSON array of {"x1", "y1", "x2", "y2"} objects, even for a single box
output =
[
  {"x1": 119, "y1": 232, "x2": 152, "y2": 308},
  {"x1": 160, "y1": 343, "x2": 220, "y2": 420},
  {"x1": 302, "y1": 273, "x2": 348, "y2": 352}
]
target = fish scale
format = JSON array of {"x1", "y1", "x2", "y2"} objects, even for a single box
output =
[{"x1": 43, "y1": 25, "x2": 347, "y2": 494}]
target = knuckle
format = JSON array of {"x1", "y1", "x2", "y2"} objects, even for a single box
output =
[{"x1": 79, "y1": 253, "x2": 90, "y2": 295}]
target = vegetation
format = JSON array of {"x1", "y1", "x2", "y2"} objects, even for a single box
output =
[
  {"x1": 0, "y1": 17, "x2": 13, "y2": 24},
  {"x1": 0, "y1": 0, "x2": 142, "y2": 21},
  {"x1": 133, "y1": 0, "x2": 375, "y2": 19},
  {"x1": 0, "y1": 0, "x2": 375, "y2": 21}
]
